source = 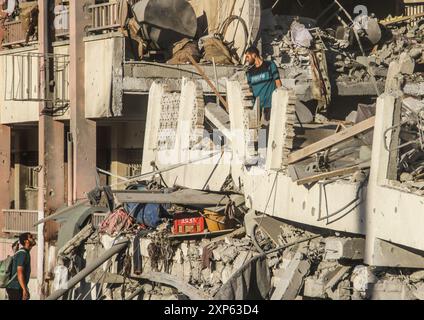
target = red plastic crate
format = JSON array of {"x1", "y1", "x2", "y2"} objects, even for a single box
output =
[{"x1": 173, "y1": 214, "x2": 205, "y2": 235}]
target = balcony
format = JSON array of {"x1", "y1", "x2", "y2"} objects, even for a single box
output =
[
  {"x1": 87, "y1": 1, "x2": 121, "y2": 34},
  {"x1": 1, "y1": 20, "x2": 34, "y2": 48},
  {"x1": 2, "y1": 209, "x2": 38, "y2": 235}
]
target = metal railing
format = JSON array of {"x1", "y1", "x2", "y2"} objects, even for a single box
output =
[
  {"x1": 405, "y1": 1, "x2": 424, "y2": 16},
  {"x1": 3, "y1": 52, "x2": 70, "y2": 108},
  {"x1": 2, "y1": 210, "x2": 38, "y2": 234},
  {"x1": 87, "y1": 1, "x2": 121, "y2": 34}
]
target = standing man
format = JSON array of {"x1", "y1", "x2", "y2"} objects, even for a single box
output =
[
  {"x1": 6, "y1": 232, "x2": 36, "y2": 300},
  {"x1": 245, "y1": 46, "x2": 282, "y2": 126}
]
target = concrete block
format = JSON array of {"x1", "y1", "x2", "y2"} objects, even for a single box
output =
[
  {"x1": 324, "y1": 237, "x2": 365, "y2": 261},
  {"x1": 402, "y1": 97, "x2": 424, "y2": 113},
  {"x1": 295, "y1": 101, "x2": 314, "y2": 124},
  {"x1": 304, "y1": 266, "x2": 350, "y2": 299},
  {"x1": 409, "y1": 48, "x2": 423, "y2": 60},
  {"x1": 123, "y1": 64, "x2": 133, "y2": 77},
  {"x1": 304, "y1": 277, "x2": 326, "y2": 299},
  {"x1": 345, "y1": 111, "x2": 357, "y2": 123},
  {"x1": 212, "y1": 248, "x2": 222, "y2": 261},
  {"x1": 173, "y1": 248, "x2": 183, "y2": 264},
  {"x1": 180, "y1": 243, "x2": 189, "y2": 258},
  {"x1": 410, "y1": 270, "x2": 424, "y2": 283},
  {"x1": 183, "y1": 261, "x2": 191, "y2": 282},
  {"x1": 351, "y1": 265, "x2": 377, "y2": 294},
  {"x1": 232, "y1": 251, "x2": 249, "y2": 271},
  {"x1": 171, "y1": 261, "x2": 184, "y2": 278},
  {"x1": 404, "y1": 82, "x2": 424, "y2": 97},
  {"x1": 356, "y1": 56, "x2": 368, "y2": 66},
  {"x1": 399, "y1": 52, "x2": 415, "y2": 75},
  {"x1": 326, "y1": 279, "x2": 351, "y2": 300},
  {"x1": 221, "y1": 265, "x2": 233, "y2": 284},
  {"x1": 140, "y1": 239, "x2": 152, "y2": 257},
  {"x1": 412, "y1": 282, "x2": 424, "y2": 300},
  {"x1": 371, "y1": 279, "x2": 414, "y2": 300},
  {"x1": 271, "y1": 252, "x2": 311, "y2": 300},
  {"x1": 221, "y1": 246, "x2": 238, "y2": 264}
]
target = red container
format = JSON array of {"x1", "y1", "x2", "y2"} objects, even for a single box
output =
[{"x1": 173, "y1": 214, "x2": 205, "y2": 235}]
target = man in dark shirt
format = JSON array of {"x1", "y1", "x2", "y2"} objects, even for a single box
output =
[
  {"x1": 6, "y1": 232, "x2": 36, "y2": 300},
  {"x1": 245, "y1": 46, "x2": 282, "y2": 126}
]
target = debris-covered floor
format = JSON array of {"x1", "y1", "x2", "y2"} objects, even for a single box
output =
[{"x1": 51, "y1": 195, "x2": 424, "y2": 300}]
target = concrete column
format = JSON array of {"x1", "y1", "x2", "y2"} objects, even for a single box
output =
[
  {"x1": 111, "y1": 124, "x2": 127, "y2": 189},
  {"x1": 69, "y1": 0, "x2": 96, "y2": 201},
  {"x1": 38, "y1": 0, "x2": 65, "y2": 217},
  {"x1": 37, "y1": 0, "x2": 66, "y2": 299},
  {"x1": 0, "y1": 125, "x2": 11, "y2": 236},
  {"x1": 365, "y1": 94, "x2": 396, "y2": 266}
]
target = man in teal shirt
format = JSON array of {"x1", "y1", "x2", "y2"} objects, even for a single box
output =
[
  {"x1": 7, "y1": 232, "x2": 36, "y2": 300},
  {"x1": 245, "y1": 46, "x2": 282, "y2": 126}
]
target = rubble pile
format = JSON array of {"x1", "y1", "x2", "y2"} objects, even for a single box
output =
[
  {"x1": 389, "y1": 97, "x2": 424, "y2": 193},
  {"x1": 330, "y1": 21, "x2": 424, "y2": 84},
  {"x1": 259, "y1": 10, "x2": 424, "y2": 95},
  {"x1": 52, "y1": 194, "x2": 424, "y2": 301},
  {"x1": 254, "y1": 218, "x2": 424, "y2": 300}
]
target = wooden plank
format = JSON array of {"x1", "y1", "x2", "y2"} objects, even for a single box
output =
[
  {"x1": 186, "y1": 54, "x2": 229, "y2": 111},
  {"x1": 205, "y1": 103, "x2": 232, "y2": 141},
  {"x1": 288, "y1": 116, "x2": 375, "y2": 164},
  {"x1": 113, "y1": 189, "x2": 232, "y2": 206},
  {"x1": 58, "y1": 223, "x2": 95, "y2": 256},
  {"x1": 296, "y1": 166, "x2": 360, "y2": 185}
]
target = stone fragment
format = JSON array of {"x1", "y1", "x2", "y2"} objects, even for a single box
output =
[
  {"x1": 271, "y1": 252, "x2": 311, "y2": 300},
  {"x1": 410, "y1": 270, "x2": 424, "y2": 283},
  {"x1": 324, "y1": 237, "x2": 365, "y2": 261},
  {"x1": 351, "y1": 265, "x2": 377, "y2": 297},
  {"x1": 398, "y1": 52, "x2": 415, "y2": 75},
  {"x1": 221, "y1": 246, "x2": 238, "y2": 264}
]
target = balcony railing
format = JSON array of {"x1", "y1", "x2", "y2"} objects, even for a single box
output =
[
  {"x1": 2, "y1": 20, "x2": 28, "y2": 47},
  {"x1": 87, "y1": 1, "x2": 121, "y2": 34},
  {"x1": 2, "y1": 210, "x2": 38, "y2": 234}
]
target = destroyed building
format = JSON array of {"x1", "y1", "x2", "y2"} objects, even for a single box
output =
[{"x1": 1, "y1": 0, "x2": 424, "y2": 301}]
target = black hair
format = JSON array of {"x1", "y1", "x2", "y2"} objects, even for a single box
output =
[
  {"x1": 245, "y1": 46, "x2": 260, "y2": 56},
  {"x1": 19, "y1": 232, "x2": 32, "y2": 246}
]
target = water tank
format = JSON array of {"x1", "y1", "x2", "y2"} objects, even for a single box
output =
[{"x1": 132, "y1": 0, "x2": 197, "y2": 49}]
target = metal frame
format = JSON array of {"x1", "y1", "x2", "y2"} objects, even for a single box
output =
[
  {"x1": 2, "y1": 209, "x2": 38, "y2": 234},
  {"x1": 3, "y1": 52, "x2": 70, "y2": 107}
]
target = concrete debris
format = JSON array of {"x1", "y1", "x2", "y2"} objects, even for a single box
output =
[
  {"x1": 324, "y1": 237, "x2": 365, "y2": 261},
  {"x1": 13, "y1": 0, "x2": 424, "y2": 302},
  {"x1": 271, "y1": 252, "x2": 310, "y2": 300},
  {"x1": 351, "y1": 265, "x2": 378, "y2": 298},
  {"x1": 398, "y1": 52, "x2": 415, "y2": 75},
  {"x1": 371, "y1": 278, "x2": 414, "y2": 300}
]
